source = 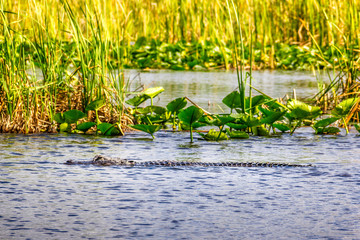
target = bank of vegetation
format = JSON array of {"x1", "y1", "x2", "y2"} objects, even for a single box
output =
[{"x1": 0, "y1": 0, "x2": 359, "y2": 134}]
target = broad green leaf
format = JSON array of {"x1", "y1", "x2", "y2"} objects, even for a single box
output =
[
  {"x1": 222, "y1": 91, "x2": 241, "y2": 109},
  {"x1": 54, "y1": 112, "x2": 65, "y2": 124},
  {"x1": 178, "y1": 106, "x2": 204, "y2": 126},
  {"x1": 144, "y1": 106, "x2": 166, "y2": 115},
  {"x1": 126, "y1": 95, "x2": 150, "y2": 107},
  {"x1": 63, "y1": 110, "x2": 87, "y2": 124},
  {"x1": 166, "y1": 97, "x2": 187, "y2": 113},
  {"x1": 226, "y1": 129, "x2": 249, "y2": 139},
  {"x1": 143, "y1": 87, "x2": 164, "y2": 98},
  {"x1": 273, "y1": 123, "x2": 291, "y2": 132},
  {"x1": 85, "y1": 99, "x2": 105, "y2": 111},
  {"x1": 198, "y1": 129, "x2": 229, "y2": 141},
  {"x1": 226, "y1": 122, "x2": 247, "y2": 130},
  {"x1": 97, "y1": 123, "x2": 121, "y2": 136},
  {"x1": 315, "y1": 127, "x2": 340, "y2": 135},
  {"x1": 287, "y1": 99, "x2": 322, "y2": 120},
  {"x1": 76, "y1": 122, "x2": 96, "y2": 132},
  {"x1": 130, "y1": 124, "x2": 161, "y2": 139},
  {"x1": 259, "y1": 107, "x2": 287, "y2": 125},
  {"x1": 255, "y1": 125, "x2": 269, "y2": 136},
  {"x1": 332, "y1": 98, "x2": 359, "y2": 118},
  {"x1": 314, "y1": 117, "x2": 339, "y2": 128}
]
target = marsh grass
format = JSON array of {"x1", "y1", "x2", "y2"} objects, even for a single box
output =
[{"x1": 1, "y1": 0, "x2": 360, "y2": 133}]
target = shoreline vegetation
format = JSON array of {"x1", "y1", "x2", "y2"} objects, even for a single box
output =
[{"x1": 1, "y1": 0, "x2": 359, "y2": 134}]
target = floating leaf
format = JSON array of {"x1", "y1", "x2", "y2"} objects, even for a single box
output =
[
  {"x1": 97, "y1": 123, "x2": 121, "y2": 136},
  {"x1": 198, "y1": 129, "x2": 228, "y2": 141},
  {"x1": 314, "y1": 117, "x2": 339, "y2": 128},
  {"x1": 315, "y1": 127, "x2": 340, "y2": 135},
  {"x1": 76, "y1": 122, "x2": 96, "y2": 132},
  {"x1": 226, "y1": 129, "x2": 249, "y2": 139}
]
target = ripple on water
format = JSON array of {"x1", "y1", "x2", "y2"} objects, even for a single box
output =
[{"x1": 0, "y1": 132, "x2": 360, "y2": 239}]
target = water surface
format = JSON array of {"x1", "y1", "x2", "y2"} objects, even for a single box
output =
[{"x1": 1, "y1": 71, "x2": 359, "y2": 239}]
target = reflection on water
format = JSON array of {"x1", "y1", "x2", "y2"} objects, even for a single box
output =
[
  {"x1": 0, "y1": 71, "x2": 359, "y2": 239},
  {"x1": 0, "y1": 130, "x2": 359, "y2": 239},
  {"x1": 126, "y1": 70, "x2": 325, "y2": 112}
]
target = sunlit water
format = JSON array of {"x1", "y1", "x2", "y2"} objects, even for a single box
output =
[{"x1": 1, "y1": 71, "x2": 360, "y2": 239}]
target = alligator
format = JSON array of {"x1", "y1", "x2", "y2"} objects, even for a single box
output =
[{"x1": 65, "y1": 155, "x2": 313, "y2": 167}]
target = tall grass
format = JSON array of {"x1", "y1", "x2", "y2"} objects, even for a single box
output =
[
  {"x1": 1, "y1": 0, "x2": 359, "y2": 132},
  {"x1": 0, "y1": 0, "x2": 127, "y2": 133}
]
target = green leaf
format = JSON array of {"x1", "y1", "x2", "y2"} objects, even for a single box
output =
[
  {"x1": 178, "y1": 106, "x2": 204, "y2": 126},
  {"x1": 59, "y1": 122, "x2": 69, "y2": 132},
  {"x1": 130, "y1": 124, "x2": 161, "y2": 139},
  {"x1": 126, "y1": 95, "x2": 150, "y2": 107},
  {"x1": 332, "y1": 98, "x2": 359, "y2": 118},
  {"x1": 226, "y1": 122, "x2": 247, "y2": 130},
  {"x1": 144, "y1": 106, "x2": 167, "y2": 115},
  {"x1": 198, "y1": 129, "x2": 229, "y2": 141},
  {"x1": 143, "y1": 87, "x2": 164, "y2": 98},
  {"x1": 287, "y1": 99, "x2": 322, "y2": 120},
  {"x1": 166, "y1": 97, "x2": 187, "y2": 113},
  {"x1": 97, "y1": 123, "x2": 121, "y2": 136},
  {"x1": 315, "y1": 127, "x2": 340, "y2": 135},
  {"x1": 222, "y1": 91, "x2": 241, "y2": 109},
  {"x1": 54, "y1": 112, "x2": 65, "y2": 124},
  {"x1": 178, "y1": 106, "x2": 204, "y2": 142},
  {"x1": 273, "y1": 123, "x2": 291, "y2": 132},
  {"x1": 259, "y1": 107, "x2": 287, "y2": 125},
  {"x1": 226, "y1": 129, "x2": 249, "y2": 139},
  {"x1": 63, "y1": 110, "x2": 87, "y2": 124},
  {"x1": 85, "y1": 99, "x2": 105, "y2": 111},
  {"x1": 76, "y1": 122, "x2": 96, "y2": 132},
  {"x1": 314, "y1": 117, "x2": 339, "y2": 128}
]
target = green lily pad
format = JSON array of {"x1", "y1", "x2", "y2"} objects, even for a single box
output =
[
  {"x1": 97, "y1": 123, "x2": 121, "y2": 136},
  {"x1": 314, "y1": 117, "x2": 339, "y2": 128},
  {"x1": 226, "y1": 129, "x2": 249, "y2": 139},
  {"x1": 332, "y1": 98, "x2": 359, "y2": 118},
  {"x1": 86, "y1": 99, "x2": 105, "y2": 111},
  {"x1": 130, "y1": 124, "x2": 161, "y2": 139},
  {"x1": 166, "y1": 97, "x2": 187, "y2": 113},
  {"x1": 198, "y1": 129, "x2": 229, "y2": 141},
  {"x1": 273, "y1": 123, "x2": 291, "y2": 132},
  {"x1": 63, "y1": 110, "x2": 87, "y2": 124},
  {"x1": 76, "y1": 122, "x2": 96, "y2": 132}
]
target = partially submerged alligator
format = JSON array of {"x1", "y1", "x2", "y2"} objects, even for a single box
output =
[{"x1": 65, "y1": 155, "x2": 313, "y2": 167}]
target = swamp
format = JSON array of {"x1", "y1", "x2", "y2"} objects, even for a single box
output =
[{"x1": 1, "y1": 0, "x2": 360, "y2": 239}]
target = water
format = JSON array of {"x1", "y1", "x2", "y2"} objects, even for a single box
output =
[
  {"x1": 1, "y1": 71, "x2": 360, "y2": 239},
  {"x1": 126, "y1": 69, "x2": 322, "y2": 112}
]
